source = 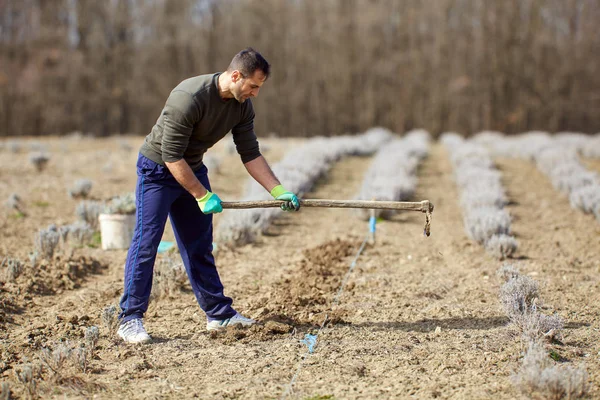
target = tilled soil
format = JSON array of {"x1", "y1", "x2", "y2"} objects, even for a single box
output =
[{"x1": 1, "y1": 137, "x2": 599, "y2": 399}]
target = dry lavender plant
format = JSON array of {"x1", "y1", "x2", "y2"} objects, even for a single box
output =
[
  {"x1": 498, "y1": 265, "x2": 563, "y2": 340},
  {"x1": 481, "y1": 132, "x2": 600, "y2": 222},
  {"x1": 442, "y1": 133, "x2": 517, "y2": 259},
  {"x1": 485, "y1": 234, "x2": 518, "y2": 260},
  {"x1": 77, "y1": 326, "x2": 100, "y2": 372},
  {"x1": 499, "y1": 274, "x2": 539, "y2": 317},
  {"x1": 554, "y1": 132, "x2": 592, "y2": 153},
  {"x1": 101, "y1": 305, "x2": 119, "y2": 334},
  {"x1": 29, "y1": 152, "x2": 50, "y2": 171},
  {"x1": 464, "y1": 208, "x2": 512, "y2": 243},
  {"x1": 1, "y1": 257, "x2": 23, "y2": 283},
  {"x1": 536, "y1": 146, "x2": 599, "y2": 218},
  {"x1": 104, "y1": 192, "x2": 136, "y2": 214},
  {"x1": 72, "y1": 347, "x2": 90, "y2": 374},
  {"x1": 513, "y1": 341, "x2": 588, "y2": 400},
  {"x1": 473, "y1": 130, "x2": 553, "y2": 160},
  {"x1": 84, "y1": 326, "x2": 99, "y2": 351},
  {"x1": 5, "y1": 193, "x2": 25, "y2": 216},
  {"x1": 39, "y1": 343, "x2": 72, "y2": 377},
  {"x1": 34, "y1": 225, "x2": 61, "y2": 260},
  {"x1": 569, "y1": 186, "x2": 600, "y2": 217},
  {"x1": 579, "y1": 134, "x2": 600, "y2": 158},
  {"x1": 497, "y1": 265, "x2": 587, "y2": 398},
  {"x1": 15, "y1": 364, "x2": 39, "y2": 399},
  {"x1": 151, "y1": 254, "x2": 188, "y2": 300},
  {"x1": 68, "y1": 179, "x2": 93, "y2": 199},
  {"x1": 75, "y1": 200, "x2": 104, "y2": 229},
  {"x1": 38, "y1": 337, "x2": 98, "y2": 377},
  {"x1": 496, "y1": 263, "x2": 520, "y2": 282},
  {"x1": 63, "y1": 221, "x2": 95, "y2": 246}
]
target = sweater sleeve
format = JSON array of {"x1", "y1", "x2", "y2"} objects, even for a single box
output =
[
  {"x1": 232, "y1": 100, "x2": 261, "y2": 163},
  {"x1": 160, "y1": 90, "x2": 200, "y2": 163}
]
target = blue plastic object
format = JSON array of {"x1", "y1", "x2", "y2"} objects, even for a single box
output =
[
  {"x1": 301, "y1": 334, "x2": 318, "y2": 354},
  {"x1": 369, "y1": 216, "x2": 377, "y2": 233},
  {"x1": 157, "y1": 241, "x2": 175, "y2": 253}
]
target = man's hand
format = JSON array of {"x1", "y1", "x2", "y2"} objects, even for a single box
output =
[
  {"x1": 270, "y1": 185, "x2": 300, "y2": 212},
  {"x1": 196, "y1": 191, "x2": 223, "y2": 214}
]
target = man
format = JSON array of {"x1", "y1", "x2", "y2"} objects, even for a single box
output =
[{"x1": 117, "y1": 48, "x2": 300, "y2": 344}]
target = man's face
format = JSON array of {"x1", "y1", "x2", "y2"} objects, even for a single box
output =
[{"x1": 231, "y1": 70, "x2": 266, "y2": 103}]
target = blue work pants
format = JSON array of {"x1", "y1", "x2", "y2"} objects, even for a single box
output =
[{"x1": 119, "y1": 154, "x2": 235, "y2": 323}]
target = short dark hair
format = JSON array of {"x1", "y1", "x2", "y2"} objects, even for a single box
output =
[{"x1": 227, "y1": 47, "x2": 270, "y2": 79}]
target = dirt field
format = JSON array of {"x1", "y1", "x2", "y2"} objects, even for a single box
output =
[{"x1": 1, "y1": 136, "x2": 599, "y2": 399}]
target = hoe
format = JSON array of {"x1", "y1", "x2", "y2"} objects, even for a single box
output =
[{"x1": 221, "y1": 199, "x2": 434, "y2": 236}]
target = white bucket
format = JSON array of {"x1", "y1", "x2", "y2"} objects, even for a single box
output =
[{"x1": 98, "y1": 213, "x2": 136, "y2": 250}]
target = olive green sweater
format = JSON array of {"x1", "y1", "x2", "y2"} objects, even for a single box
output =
[{"x1": 140, "y1": 73, "x2": 261, "y2": 170}]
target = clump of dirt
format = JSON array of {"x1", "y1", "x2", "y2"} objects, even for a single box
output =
[
  {"x1": 0, "y1": 255, "x2": 106, "y2": 332},
  {"x1": 2, "y1": 255, "x2": 105, "y2": 296},
  {"x1": 268, "y1": 238, "x2": 359, "y2": 324},
  {"x1": 212, "y1": 238, "x2": 361, "y2": 343},
  {"x1": 0, "y1": 289, "x2": 20, "y2": 327},
  {"x1": 32, "y1": 255, "x2": 106, "y2": 293}
]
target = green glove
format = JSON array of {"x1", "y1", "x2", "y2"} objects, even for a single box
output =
[
  {"x1": 270, "y1": 185, "x2": 300, "y2": 212},
  {"x1": 196, "y1": 191, "x2": 223, "y2": 214}
]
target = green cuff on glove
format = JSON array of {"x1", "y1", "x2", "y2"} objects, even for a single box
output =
[
  {"x1": 197, "y1": 191, "x2": 212, "y2": 203},
  {"x1": 196, "y1": 191, "x2": 223, "y2": 214},
  {"x1": 270, "y1": 184, "x2": 300, "y2": 212},
  {"x1": 270, "y1": 184, "x2": 287, "y2": 199}
]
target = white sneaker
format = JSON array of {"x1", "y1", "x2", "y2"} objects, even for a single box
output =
[
  {"x1": 117, "y1": 318, "x2": 152, "y2": 344},
  {"x1": 206, "y1": 312, "x2": 256, "y2": 332}
]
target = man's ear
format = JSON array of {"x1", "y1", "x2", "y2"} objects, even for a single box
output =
[{"x1": 231, "y1": 70, "x2": 242, "y2": 83}]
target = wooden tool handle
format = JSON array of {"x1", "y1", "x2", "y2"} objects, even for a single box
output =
[{"x1": 220, "y1": 199, "x2": 434, "y2": 213}]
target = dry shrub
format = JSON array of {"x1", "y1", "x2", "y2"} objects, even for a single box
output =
[
  {"x1": 464, "y1": 207, "x2": 511, "y2": 243},
  {"x1": 1, "y1": 257, "x2": 23, "y2": 283},
  {"x1": 62, "y1": 222, "x2": 95, "y2": 246},
  {"x1": 101, "y1": 305, "x2": 119, "y2": 335},
  {"x1": 39, "y1": 334, "x2": 98, "y2": 378},
  {"x1": 84, "y1": 326, "x2": 99, "y2": 353},
  {"x1": 499, "y1": 270, "x2": 563, "y2": 340},
  {"x1": 5, "y1": 193, "x2": 24, "y2": 214},
  {"x1": 151, "y1": 253, "x2": 187, "y2": 300},
  {"x1": 569, "y1": 185, "x2": 600, "y2": 214},
  {"x1": 513, "y1": 341, "x2": 588, "y2": 400},
  {"x1": 104, "y1": 192, "x2": 136, "y2": 214},
  {"x1": 499, "y1": 274, "x2": 539, "y2": 317},
  {"x1": 485, "y1": 234, "x2": 518, "y2": 260},
  {"x1": 15, "y1": 364, "x2": 40, "y2": 399},
  {"x1": 68, "y1": 179, "x2": 93, "y2": 199},
  {"x1": 35, "y1": 225, "x2": 61, "y2": 260},
  {"x1": 497, "y1": 263, "x2": 520, "y2": 282},
  {"x1": 29, "y1": 152, "x2": 50, "y2": 171},
  {"x1": 520, "y1": 313, "x2": 564, "y2": 341},
  {"x1": 39, "y1": 343, "x2": 72, "y2": 377},
  {"x1": 76, "y1": 201, "x2": 104, "y2": 229}
]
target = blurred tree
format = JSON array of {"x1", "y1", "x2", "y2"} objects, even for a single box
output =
[{"x1": 0, "y1": 0, "x2": 598, "y2": 137}]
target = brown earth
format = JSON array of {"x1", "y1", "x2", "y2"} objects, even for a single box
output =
[{"x1": 0, "y1": 137, "x2": 599, "y2": 399}]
